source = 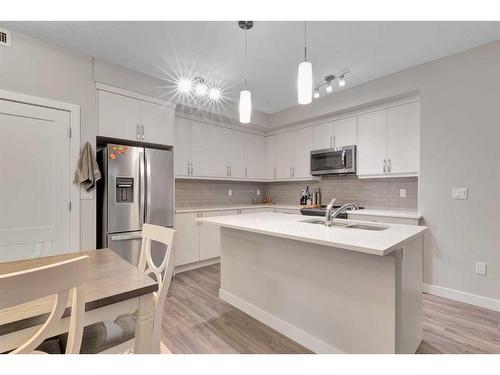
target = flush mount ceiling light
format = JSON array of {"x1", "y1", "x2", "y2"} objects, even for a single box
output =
[
  {"x1": 312, "y1": 71, "x2": 350, "y2": 99},
  {"x1": 238, "y1": 20, "x2": 253, "y2": 124},
  {"x1": 176, "y1": 76, "x2": 223, "y2": 103},
  {"x1": 297, "y1": 21, "x2": 313, "y2": 105}
]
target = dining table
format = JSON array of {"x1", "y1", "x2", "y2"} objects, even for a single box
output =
[{"x1": 0, "y1": 249, "x2": 159, "y2": 354}]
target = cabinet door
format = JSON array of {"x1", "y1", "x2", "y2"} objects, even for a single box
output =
[
  {"x1": 244, "y1": 133, "x2": 266, "y2": 179},
  {"x1": 312, "y1": 121, "x2": 333, "y2": 150},
  {"x1": 333, "y1": 117, "x2": 357, "y2": 147},
  {"x1": 98, "y1": 91, "x2": 140, "y2": 141},
  {"x1": 174, "y1": 212, "x2": 199, "y2": 266},
  {"x1": 199, "y1": 210, "x2": 238, "y2": 260},
  {"x1": 174, "y1": 117, "x2": 191, "y2": 176},
  {"x1": 210, "y1": 126, "x2": 231, "y2": 177},
  {"x1": 265, "y1": 135, "x2": 278, "y2": 179},
  {"x1": 357, "y1": 109, "x2": 388, "y2": 176},
  {"x1": 387, "y1": 102, "x2": 420, "y2": 174},
  {"x1": 276, "y1": 132, "x2": 293, "y2": 179},
  {"x1": 190, "y1": 120, "x2": 212, "y2": 177},
  {"x1": 141, "y1": 101, "x2": 174, "y2": 145},
  {"x1": 292, "y1": 127, "x2": 313, "y2": 179},
  {"x1": 226, "y1": 130, "x2": 245, "y2": 178}
]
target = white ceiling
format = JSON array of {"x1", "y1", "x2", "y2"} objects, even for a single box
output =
[{"x1": 4, "y1": 21, "x2": 500, "y2": 114}]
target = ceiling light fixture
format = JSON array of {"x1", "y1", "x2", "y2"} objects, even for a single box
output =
[
  {"x1": 209, "y1": 87, "x2": 221, "y2": 100},
  {"x1": 338, "y1": 74, "x2": 346, "y2": 87},
  {"x1": 177, "y1": 78, "x2": 192, "y2": 93},
  {"x1": 239, "y1": 21, "x2": 253, "y2": 124},
  {"x1": 313, "y1": 87, "x2": 320, "y2": 99},
  {"x1": 297, "y1": 21, "x2": 312, "y2": 105},
  {"x1": 312, "y1": 71, "x2": 350, "y2": 99}
]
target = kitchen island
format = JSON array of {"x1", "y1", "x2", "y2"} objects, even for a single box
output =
[{"x1": 197, "y1": 212, "x2": 427, "y2": 354}]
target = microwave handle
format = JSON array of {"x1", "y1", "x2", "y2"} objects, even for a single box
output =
[{"x1": 342, "y1": 150, "x2": 346, "y2": 168}]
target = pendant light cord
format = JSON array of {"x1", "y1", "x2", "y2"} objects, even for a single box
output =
[
  {"x1": 304, "y1": 21, "x2": 307, "y2": 61},
  {"x1": 244, "y1": 27, "x2": 248, "y2": 90}
]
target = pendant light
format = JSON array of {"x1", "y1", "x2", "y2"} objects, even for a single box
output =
[
  {"x1": 297, "y1": 21, "x2": 312, "y2": 105},
  {"x1": 239, "y1": 21, "x2": 253, "y2": 124}
]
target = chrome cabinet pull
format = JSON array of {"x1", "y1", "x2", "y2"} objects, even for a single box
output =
[
  {"x1": 245, "y1": 167, "x2": 247, "y2": 178},
  {"x1": 137, "y1": 125, "x2": 141, "y2": 140},
  {"x1": 141, "y1": 125, "x2": 145, "y2": 140},
  {"x1": 191, "y1": 163, "x2": 194, "y2": 175},
  {"x1": 388, "y1": 158, "x2": 391, "y2": 173},
  {"x1": 229, "y1": 166, "x2": 232, "y2": 176},
  {"x1": 383, "y1": 159, "x2": 387, "y2": 173},
  {"x1": 333, "y1": 135, "x2": 336, "y2": 148}
]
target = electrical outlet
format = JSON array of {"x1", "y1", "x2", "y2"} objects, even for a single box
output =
[
  {"x1": 452, "y1": 187, "x2": 468, "y2": 200},
  {"x1": 257, "y1": 189, "x2": 261, "y2": 195},
  {"x1": 475, "y1": 262, "x2": 487, "y2": 276},
  {"x1": 228, "y1": 189, "x2": 232, "y2": 196},
  {"x1": 399, "y1": 189, "x2": 406, "y2": 198}
]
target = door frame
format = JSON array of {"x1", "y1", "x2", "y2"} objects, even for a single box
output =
[{"x1": 0, "y1": 89, "x2": 81, "y2": 253}]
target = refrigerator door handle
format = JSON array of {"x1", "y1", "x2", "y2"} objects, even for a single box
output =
[
  {"x1": 139, "y1": 150, "x2": 145, "y2": 225},
  {"x1": 145, "y1": 151, "x2": 152, "y2": 223},
  {"x1": 110, "y1": 233, "x2": 143, "y2": 241}
]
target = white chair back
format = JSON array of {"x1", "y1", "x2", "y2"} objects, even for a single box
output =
[
  {"x1": 137, "y1": 224, "x2": 175, "y2": 351},
  {"x1": 0, "y1": 256, "x2": 89, "y2": 354}
]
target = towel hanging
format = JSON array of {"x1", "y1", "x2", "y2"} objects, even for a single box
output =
[{"x1": 74, "y1": 142, "x2": 102, "y2": 191}]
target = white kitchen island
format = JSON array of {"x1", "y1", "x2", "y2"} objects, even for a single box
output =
[{"x1": 198, "y1": 212, "x2": 427, "y2": 354}]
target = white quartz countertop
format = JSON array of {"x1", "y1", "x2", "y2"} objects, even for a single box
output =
[
  {"x1": 348, "y1": 209, "x2": 422, "y2": 219},
  {"x1": 175, "y1": 204, "x2": 301, "y2": 213},
  {"x1": 197, "y1": 212, "x2": 427, "y2": 256}
]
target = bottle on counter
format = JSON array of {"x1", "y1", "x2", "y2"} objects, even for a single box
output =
[
  {"x1": 300, "y1": 190, "x2": 307, "y2": 205},
  {"x1": 305, "y1": 186, "x2": 312, "y2": 206},
  {"x1": 315, "y1": 188, "x2": 321, "y2": 206}
]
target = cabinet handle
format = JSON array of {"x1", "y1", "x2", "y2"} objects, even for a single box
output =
[
  {"x1": 226, "y1": 166, "x2": 228, "y2": 177},
  {"x1": 383, "y1": 159, "x2": 387, "y2": 173},
  {"x1": 332, "y1": 135, "x2": 336, "y2": 148},
  {"x1": 230, "y1": 166, "x2": 232, "y2": 177},
  {"x1": 388, "y1": 158, "x2": 391, "y2": 173},
  {"x1": 245, "y1": 167, "x2": 247, "y2": 178},
  {"x1": 137, "y1": 125, "x2": 141, "y2": 140},
  {"x1": 273, "y1": 167, "x2": 276, "y2": 178},
  {"x1": 187, "y1": 162, "x2": 190, "y2": 175},
  {"x1": 141, "y1": 125, "x2": 145, "y2": 141},
  {"x1": 191, "y1": 163, "x2": 194, "y2": 175}
]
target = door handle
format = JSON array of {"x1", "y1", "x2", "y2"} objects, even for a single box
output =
[
  {"x1": 341, "y1": 150, "x2": 346, "y2": 169},
  {"x1": 139, "y1": 150, "x2": 145, "y2": 224},
  {"x1": 110, "y1": 233, "x2": 143, "y2": 241},
  {"x1": 145, "y1": 151, "x2": 152, "y2": 223}
]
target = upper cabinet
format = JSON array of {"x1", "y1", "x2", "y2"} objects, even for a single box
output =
[
  {"x1": 211, "y1": 126, "x2": 245, "y2": 178},
  {"x1": 333, "y1": 117, "x2": 357, "y2": 148},
  {"x1": 312, "y1": 121, "x2": 333, "y2": 150},
  {"x1": 175, "y1": 117, "x2": 212, "y2": 177},
  {"x1": 98, "y1": 88, "x2": 175, "y2": 145},
  {"x1": 274, "y1": 127, "x2": 313, "y2": 180},
  {"x1": 357, "y1": 101, "x2": 419, "y2": 177},
  {"x1": 265, "y1": 135, "x2": 278, "y2": 179},
  {"x1": 244, "y1": 133, "x2": 266, "y2": 179}
]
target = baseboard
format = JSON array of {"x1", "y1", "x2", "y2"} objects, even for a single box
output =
[
  {"x1": 175, "y1": 257, "x2": 220, "y2": 274},
  {"x1": 219, "y1": 289, "x2": 342, "y2": 354},
  {"x1": 423, "y1": 283, "x2": 500, "y2": 312}
]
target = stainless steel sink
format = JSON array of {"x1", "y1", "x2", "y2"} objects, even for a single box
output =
[{"x1": 300, "y1": 219, "x2": 389, "y2": 231}]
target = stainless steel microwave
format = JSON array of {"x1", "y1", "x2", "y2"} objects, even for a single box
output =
[{"x1": 310, "y1": 145, "x2": 356, "y2": 176}]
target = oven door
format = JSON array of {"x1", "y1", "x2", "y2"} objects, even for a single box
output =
[{"x1": 310, "y1": 146, "x2": 356, "y2": 175}]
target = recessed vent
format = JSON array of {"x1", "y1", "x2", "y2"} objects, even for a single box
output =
[{"x1": 0, "y1": 28, "x2": 11, "y2": 47}]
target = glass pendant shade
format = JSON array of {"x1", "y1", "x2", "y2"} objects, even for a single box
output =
[
  {"x1": 297, "y1": 61, "x2": 313, "y2": 105},
  {"x1": 239, "y1": 89, "x2": 252, "y2": 123}
]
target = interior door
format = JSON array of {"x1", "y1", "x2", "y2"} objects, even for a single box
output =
[
  {"x1": 140, "y1": 101, "x2": 174, "y2": 146},
  {"x1": 0, "y1": 99, "x2": 70, "y2": 262},
  {"x1": 357, "y1": 109, "x2": 388, "y2": 176},
  {"x1": 98, "y1": 90, "x2": 140, "y2": 142}
]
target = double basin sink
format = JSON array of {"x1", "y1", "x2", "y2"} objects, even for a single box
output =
[{"x1": 300, "y1": 219, "x2": 389, "y2": 231}]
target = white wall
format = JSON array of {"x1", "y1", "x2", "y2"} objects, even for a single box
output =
[{"x1": 272, "y1": 41, "x2": 500, "y2": 305}]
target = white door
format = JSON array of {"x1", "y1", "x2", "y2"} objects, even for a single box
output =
[
  {"x1": 387, "y1": 102, "x2": 420, "y2": 174},
  {"x1": 174, "y1": 117, "x2": 191, "y2": 176},
  {"x1": 312, "y1": 121, "x2": 333, "y2": 150},
  {"x1": 265, "y1": 135, "x2": 278, "y2": 179},
  {"x1": 98, "y1": 91, "x2": 140, "y2": 141},
  {"x1": 276, "y1": 132, "x2": 293, "y2": 179},
  {"x1": 0, "y1": 99, "x2": 71, "y2": 262},
  {"x1": 357, "y1": 109, "x2": 388, "y2": 176},
  {"x1": 333, "y1": 117, "x2": 357, "y2": 147},
  {"x1": 292, "y1": 127, "x2": 313, "y2": 179},
  {"x1": 174, "y1": 212, "x2": 200, "y2": 266},
  {"x1": 190, "y1": 120, "x2": 212, "y2": 177},
  {"x1": 140, "y1": 101, "x2": 174, "y2": 146},
  {"x1": 244, "y1": 133, "x2": 265, "y2": 179},
  {"x1": 199, "y1": 210, "x2": 238, "y2": 260}
]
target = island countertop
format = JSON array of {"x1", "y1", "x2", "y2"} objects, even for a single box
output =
[{"x1": 197, "y1": 212, "x2": 427, "y2": 256}]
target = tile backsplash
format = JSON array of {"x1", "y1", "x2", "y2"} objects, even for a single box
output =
[{"x1": 175, "y1": 177, "x2": 418, "y2": 210}]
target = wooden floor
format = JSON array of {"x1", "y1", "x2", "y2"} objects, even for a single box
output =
[{"x1": 161, "y1": 264, "x2": 500, "y2": 354}]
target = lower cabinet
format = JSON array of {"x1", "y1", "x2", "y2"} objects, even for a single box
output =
[{"x1": 174, "y1": 210, "x2": 238, "y2": 267}]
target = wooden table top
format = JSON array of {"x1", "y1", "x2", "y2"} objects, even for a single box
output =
[{"x1": 0, "y1": 249, "x2": 157, "y2": 335}]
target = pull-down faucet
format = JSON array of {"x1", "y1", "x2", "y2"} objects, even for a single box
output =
[{"x1": 325, "y1": 198, "x2": 359, "y2": 227}]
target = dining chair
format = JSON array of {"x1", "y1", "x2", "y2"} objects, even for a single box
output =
[
  {"x1": 66, "y1": 224, "x2": 175, "y2": 354},
  {"x1": 0, "y1": 256, "x2": 89, "y2": 354}
]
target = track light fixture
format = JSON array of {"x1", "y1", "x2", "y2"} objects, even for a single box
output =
[{"x1": 312, "y1": 71, "x2": 349, "y2": 99}]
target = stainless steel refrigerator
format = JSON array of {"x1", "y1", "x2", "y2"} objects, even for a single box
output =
[{"x1": 97, "y1": 144, "x2": 173, "y2": 266}]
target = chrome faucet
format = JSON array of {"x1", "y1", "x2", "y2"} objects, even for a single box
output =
[{"x1": 325, "y1": 200, "x2": 359, "y2": 227}]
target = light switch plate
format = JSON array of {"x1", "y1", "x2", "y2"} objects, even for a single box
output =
[
  {"x1": 257, "y1": 189, "x2": 261, "y2": 195},
  {"x1": 228, "y1": 189, "x2": 232, "y2": 196},
  {"x1": 475, "y1": 262, "x2": 487, "y2": 276},
  {"x1": 399, "y1": 189, "x2": 406, "y2": 198},
  {"x1": 452, "y1": 187, "x2": 468, "y2": 200}
]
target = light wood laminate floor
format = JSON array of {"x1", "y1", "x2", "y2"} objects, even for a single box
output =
[{"x1": 161, "y1": 264, "x2": 500, "y2": 354}]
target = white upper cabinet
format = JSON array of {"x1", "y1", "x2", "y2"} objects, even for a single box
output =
[
  {"x1": 357, "y1": 109, "x2": 388, "y2": 176},
  {"x1": 98, "y1": 90, "x2": 140, "y2": 142},
  {"x1": 276, "y1": 132, "x2": 294, "y2": 179},
  {"x1": 333, "y1": 117, "x2": 357, "y2": 148},
  {"x1": 292, "y1": 127, "x2": 313, "y2": 179},
  {"x1": 98, "y1": 89, "x2": 174, "y2": 145},
  {"x1": 174, "y1": 117, "x2": 211, "y2": 177},
  {"x1": 357, "y1": 101, "x2": 420, "y2": 177},
  {"x1": 265, "y1": 135, "x2": 278, "y2": 179},
  {"x1": 244, "y1": 133, "x2": 266, "y2": 179},
  {"x1": 312, "y1": 121, "x2": 333, "y2": 150},
  {"x1": 387, "y1": 102, "x2": 420, "y2": 174},
  {"x1": 140, "y1": 101, "x2": 175, "y2": 145},
  {"x1": 210, "y1": 126, "x2": 245, "y2": 178}
]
